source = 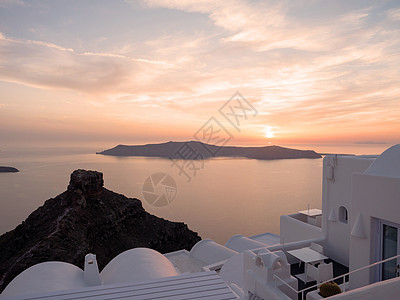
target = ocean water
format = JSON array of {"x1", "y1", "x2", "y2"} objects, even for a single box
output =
[{"x1": 0, "y1": 144, "x2": 389, "y2": 244}]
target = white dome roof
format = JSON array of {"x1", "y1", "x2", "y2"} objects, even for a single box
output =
[
  {"x1": 225, "y1": 234, "x2": 267, "y2": 252},
  {"x1": 100, "y1": 248, "x2": 178, "y2": 285},
  {"x1": 190, "y1": 239, "x2": 237, "y2": 265},
  {"x1": 0, "y1": 262, "x2": 87, "y2": 298},
  {"x1": 365, "y1": 144, "x2": 400, "y2": 178}
]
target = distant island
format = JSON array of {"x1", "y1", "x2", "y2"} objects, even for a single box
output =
[
  {"x1": 0, "y1": 166, "x2": 19, "y2": 173},
  {"x1": 97, "y1": 141, "x2": 321, "y2": 160}
]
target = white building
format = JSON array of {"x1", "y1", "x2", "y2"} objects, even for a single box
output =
[{"x1": 2, "y1": 144, "x2": 400, "y2": 299}]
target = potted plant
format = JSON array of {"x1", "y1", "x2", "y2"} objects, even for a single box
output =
[{"x1": 319, "y1": 281, "x2": 342, "y2": 298}]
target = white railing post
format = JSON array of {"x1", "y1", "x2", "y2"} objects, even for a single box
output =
[{"x1": 342, "y1": 275, "x2": 346, "y2": 292}]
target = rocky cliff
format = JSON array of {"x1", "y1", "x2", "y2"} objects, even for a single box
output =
[{"x1": 0, "y1": 169, "x2": 201, "y2": 292}]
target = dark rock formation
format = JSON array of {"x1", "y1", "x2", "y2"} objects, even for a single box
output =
[
  {"x1": 0, "y1": 166, "x2": 19, "y2": 173},
  {"x1": 97, "y1": 141, "x2": 322, "y2": 160},
  {"x1": 0, "y1": 169, "x2": 201, "y2": 292}
]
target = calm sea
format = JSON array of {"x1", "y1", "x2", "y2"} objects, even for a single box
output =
[{"x1": 0, "y1": 144, "x2": 390, "y2": 244}]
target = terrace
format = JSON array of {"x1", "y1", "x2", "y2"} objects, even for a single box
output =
[
  {"x1": 280, "y1": 209, "x2": 324, "y2": 244},
  {"x1": 289, "y1": 256, "x2": 349, "y2": 299}
]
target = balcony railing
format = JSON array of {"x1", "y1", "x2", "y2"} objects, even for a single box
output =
[{"x1": 274, "y1": 253, "x2": 400, "y2": 299}]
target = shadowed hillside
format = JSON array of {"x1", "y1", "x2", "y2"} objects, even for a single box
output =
[{"x1": 0, "y1": 169, "x2": 201, "y2": 292}]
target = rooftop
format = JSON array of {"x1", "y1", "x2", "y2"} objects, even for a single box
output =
[{"x1": 3, "y1": 271, "x2": 238, "y2": 300}]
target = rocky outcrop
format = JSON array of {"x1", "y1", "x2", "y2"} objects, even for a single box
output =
[
  {"x1": 0, "y1": 167, "x2": 19, "y2": 173},
  {"x1": 0, "y1": 169, "x2": 201, "y2": 292}
]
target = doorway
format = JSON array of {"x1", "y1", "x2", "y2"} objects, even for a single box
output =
[{"x1": 377, "y1": 220, "x2": 400, "y2": 281}]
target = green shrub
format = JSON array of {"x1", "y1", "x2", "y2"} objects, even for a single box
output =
[{"x1": 319, "y1": 281, "x2": 342, "y2": 298}]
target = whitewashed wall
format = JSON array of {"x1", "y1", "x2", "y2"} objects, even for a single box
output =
[{"x1": 322, "y1": 156, "x2": 374, "y2": 266}]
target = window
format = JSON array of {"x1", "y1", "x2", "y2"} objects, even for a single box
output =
[{"x1": 339, "y1": 206, "x2": 348, "y2": 224}]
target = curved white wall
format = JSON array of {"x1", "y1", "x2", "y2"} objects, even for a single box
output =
[
  {"x1": 220, "y1": 253, "x2": 244, "y2": 287},
  {"x1": 365, "y1": 144, "x2": 400, "y2": 178},
  {"x1": 323, "y1": 155, "x2": 374, "y2": 266},
  {"x1": 326, "y1": 276, "x2": 400, "y2": 299},
  {"x1": 100, "y1": 248, "x2": 178, "y2": 285},
  {"x1": 225, "y1": 234, "x2": 267, "y2": 252},
  {"x1": 190, "y1": 239, "x2": 238, "y2": 265},
  {"x1": 0, "y1": 262, "x2": 87, "y2": 298}
]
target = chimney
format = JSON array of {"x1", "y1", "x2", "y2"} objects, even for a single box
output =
[{"x1": 84, "y1": 253, "x2": 102, "y2": 286}]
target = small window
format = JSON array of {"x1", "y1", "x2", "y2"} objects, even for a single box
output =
[{"x1": 339, "y1": 206, "x2": 348, "y2": 224}]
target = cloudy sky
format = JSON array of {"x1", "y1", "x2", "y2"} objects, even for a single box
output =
[{"x1": 0, "y1": 0, "x2": 399, "y2": 147}]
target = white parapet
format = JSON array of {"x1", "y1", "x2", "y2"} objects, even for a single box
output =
[
  {"x1": 280, "y1": 214, "x2": 323, "y2": 244},
  {"x1": 243, "y1": 248, "x2": 297, "y2": 300}
]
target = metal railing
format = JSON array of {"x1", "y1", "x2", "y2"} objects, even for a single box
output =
[{"x1": 273, "y1": 253, "x2": 400, "y2": 300}]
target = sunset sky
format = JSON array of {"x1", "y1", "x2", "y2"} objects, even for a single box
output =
[{"x1": 0, "y1": 0, "x2": 399, "y2": 148}]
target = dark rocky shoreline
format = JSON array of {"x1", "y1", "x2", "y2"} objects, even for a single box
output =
[
  {"x1": 0, "y1": 169, "x2": 201, "y2": 292},
  {"x1": 0, "y1": 167, "x2": 19, "y2": 173}
]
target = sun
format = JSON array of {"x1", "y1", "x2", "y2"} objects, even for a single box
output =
[{"x1": 264, "y1": 126, "x2": 275, "y2": 138}]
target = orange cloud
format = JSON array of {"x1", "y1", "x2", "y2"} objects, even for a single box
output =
[{"x1": 0, "y1": 0, "x2": 399, "y2": 145}]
